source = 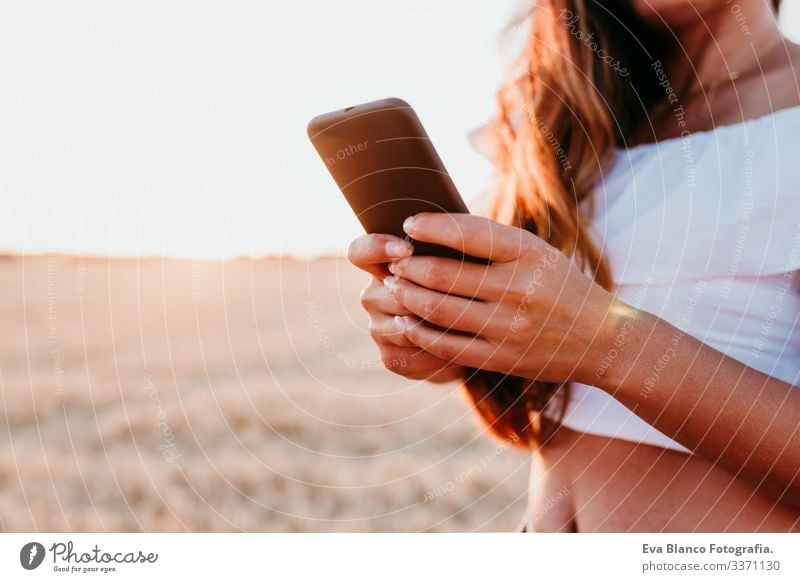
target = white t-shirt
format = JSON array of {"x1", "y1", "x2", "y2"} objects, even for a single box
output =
[{"x1": 559, "y1": 105, "x2": 800, "y2": 452}]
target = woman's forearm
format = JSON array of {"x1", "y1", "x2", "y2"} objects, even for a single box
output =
[{"x1": 591, "y1": 301, "x2": 800, "y2": 506}]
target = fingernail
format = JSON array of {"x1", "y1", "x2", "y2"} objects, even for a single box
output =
[
  {"x1": 386, "y1": 240, "x2": 412, "y2": 258},
  {"x1": 387, "y1": 261, "x2": 397, "y2": 274},
  {"x1": 394, "y1": 315, "x2": 408, "y2": 331},
  {"x1": 383, "y1": 275, "x2": 398, "y2": 292},
  {"x1": 403, "y1": 215, "x2": 416, "y2": 234}
]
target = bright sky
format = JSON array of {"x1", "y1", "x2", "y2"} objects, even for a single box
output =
[{"x1": 0, "y1": 0, "x2": 798, "y2": 259}]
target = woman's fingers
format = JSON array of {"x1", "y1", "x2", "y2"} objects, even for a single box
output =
[
  {"x1": 384, "y1": 275, "x2": 500, "y2": 336},
  {"x1": 368, "y1": 313, "x2": 417, "y2": 348},
  {"x1": 377, "y1": 345, "x2": 463, "y2": 381},
  {"x1": 388, "y1": 255, "x2": 505, "y2": 301},
  {"x1": 359, "y1": 277, "x2": 414, "y2": 347},
  {"x1": 359, "y1": 277, "x2": 412, "y2": 316},
  {"x1": 348, "y1": 233, "x2": 413, "y2": 278},
  {"x1": 396, "y1": 315, "x2": 497, "y2": 370},
  {"x1": 402, "y1": 213, "x2": 532, "y2": 263}
]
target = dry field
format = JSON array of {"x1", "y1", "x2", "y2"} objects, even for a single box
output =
[{"x1": 0, "y1": 254, "x2": 530, "y2": 532}]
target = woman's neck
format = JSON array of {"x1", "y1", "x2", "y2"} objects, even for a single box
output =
[
  {"x1": 632, "y1": 1, "x2": 794, "y2": 144},
  {"x1": 664, "y1": 1, "x2": 783, "y2": 97}
]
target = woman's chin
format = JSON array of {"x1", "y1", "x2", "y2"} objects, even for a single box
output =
[{"x1": 628, "y1": 0, "x2": 721, "y2": 29}]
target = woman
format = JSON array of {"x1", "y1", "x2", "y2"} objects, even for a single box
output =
[{"x1": 350, "y1": 0, "x2": 800, "y2": 531}]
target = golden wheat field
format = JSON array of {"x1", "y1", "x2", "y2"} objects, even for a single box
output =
[{"x1": 0, "y1": 254, "x2": 530, "y2": 532}]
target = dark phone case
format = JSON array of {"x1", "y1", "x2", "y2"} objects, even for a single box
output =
[{"x1": 307, "y1": 97, "x2": 484, "y2": 262}]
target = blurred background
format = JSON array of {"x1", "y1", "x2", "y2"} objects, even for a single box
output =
[{"x1": 1, "y1": 0, "x2": 799, "y2": 531}]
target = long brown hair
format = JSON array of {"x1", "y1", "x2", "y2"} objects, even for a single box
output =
[{"x1": 462, "y1": 0, "x2": 782, "y2": 447}]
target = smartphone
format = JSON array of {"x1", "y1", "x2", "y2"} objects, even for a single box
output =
[{"x1": 307, "y1": 97, "x2": 482, "y2": 262}]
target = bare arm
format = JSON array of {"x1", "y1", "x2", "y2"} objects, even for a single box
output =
[{"x1": 597, "y1": 304, "x2": 800, "y2": 506}]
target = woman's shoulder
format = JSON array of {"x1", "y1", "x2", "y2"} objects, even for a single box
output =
[
  {"x1": 593, "y1": 100, "x2": 800, "y2": 285},
  {"x1": 613, "y1": 101, "x2": 800, "y2": 160}
]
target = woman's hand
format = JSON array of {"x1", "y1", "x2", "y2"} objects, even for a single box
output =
[
  {"x1": 354, "y1": 215, "x2": 800, "y2": 503},
  {"x1": 378, "y1": 213, "x2": 800, "y2": 505},
  {"x1": 384, "y1": 213, "x2": 621, "y2": 385},
  {"x1": 348, "y1": 233, "x2": 465, "y2": 382}
]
